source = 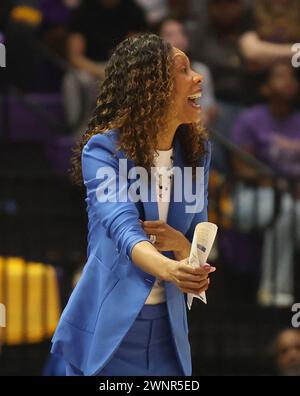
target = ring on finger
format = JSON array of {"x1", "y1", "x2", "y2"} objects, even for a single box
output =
[{"x1": 149, "y1": 234, "x2": 157, "y2": 244}]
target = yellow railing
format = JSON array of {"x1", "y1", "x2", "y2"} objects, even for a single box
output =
[{"x1": 0, "y1": 257, "x2": 61, "y2": 345}]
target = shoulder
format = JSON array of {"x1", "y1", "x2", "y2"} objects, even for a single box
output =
[
  {"x1": 83, "y1": 129, "x2": 120, "y2": 154},
  {"x1": 81, "y1": 130, "x2": 121, "y2": 180}
]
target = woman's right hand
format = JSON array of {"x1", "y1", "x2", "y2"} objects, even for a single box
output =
[
  {"x1": 131, "y1": 241, "x2": 216, "y2": 295},
  {"x1": 163, "y1": 258, "x2": 216, "y2": 295}
]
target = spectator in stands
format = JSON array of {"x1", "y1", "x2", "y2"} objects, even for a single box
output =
[
  {"x1": 64, "y1": 0, "x2": 148, "y2": 135},
  {"x1": 240, "y1": 0, "x2": 300, "y2": 70},
  {"x1": 0, "y1": 0, "x2": 13, "y2": 34},
  {"x1": 5, "y1": 0, "x2": 74, "y2": 91},
  {"x1": 40, "y1": 0, "x2": 80, "y2": 59},
  {"x1": 190, "y1": 0, "x2": 254, "y2": 105},
  {"x1": 167, "y1": 0, "x2": 191, "y2": 20},
  {"x1": 158, "y1": 17, "x2": 218, "y2": 127},
  {"x1": 134, "y1": 0, "x2": 169, "y2": 25},
  {"x1": 189, "y1": 0, "x2": 255, "y2": 173},
  {"x1": 4, "y1": 1, "x2": 44, "y2": 91},
  {"x1": 134, "y1": 1, "x2": 191, "y2": 26},
  {"x1": 272, "y1": 329, "x2": 300, "y2": 376},
  {"x1": 68, "y1": 0, "x2": 147, "y2": 69},
  {"x1": 232, "y1": 63, "x2": 300, "y2": 178},
  {"x1": 231, "y1": 62, "x2": 300, "y2": 307},
  {"x1": 185, "y1": 0, "x2": 209, "y2": 36}
]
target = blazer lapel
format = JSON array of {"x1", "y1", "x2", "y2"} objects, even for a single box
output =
[
  {"x1": 166, "y1": 137, "x2": 193, "y2": 234},
  {"x1": 115, "y1": 133, "x2": 159, "y2": 221},
  {"x1": 142, "y1": 168, "x2": 159, "y2": 221},
  {"x1": 117, "y1": 131, "x2": 194, "y2": 231}
]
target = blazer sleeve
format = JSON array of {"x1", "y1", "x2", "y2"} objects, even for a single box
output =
[
  {"x1": 82, "y1": 133, "x2": 150, "y2": 259},
  {"x1": 185, "y1": 140, "x2": 212, "y2": 243}
]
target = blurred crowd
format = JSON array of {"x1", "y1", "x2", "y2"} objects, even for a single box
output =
[
  {"x1": 0, "y1": 0, "x2": 300, "y2": 305},
  {"x1": 0, "y1": 0, "x2": 300, "y2": 377}
]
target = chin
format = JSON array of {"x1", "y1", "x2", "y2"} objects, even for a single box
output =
[
  {"x1": 181, "y1": 114, "x2": 201, "y2": 125},
  {"x1": 189, "y1": 115, "x2": 202, "y2": 125},
  {"x1": 188, "y1": 108, "x2": 202, "y2": 124},
  {"x1": 176, "y1": 104, "x2": 202, "y2": 125}
]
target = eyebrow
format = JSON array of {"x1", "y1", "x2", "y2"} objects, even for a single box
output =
[{"x1": 174, "y1": 54, "x2": 190, "y2": 67}]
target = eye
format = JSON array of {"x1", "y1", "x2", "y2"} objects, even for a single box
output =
[{"x1": 182, "y1": 66, "x2": 188, "y2": 73}]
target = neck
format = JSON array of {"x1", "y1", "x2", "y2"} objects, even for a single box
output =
[
  {"x1": 156, "y1": 120, "x2": 179, "y2": 150},
  {"x1": 268, "y1": 100, "x2": 292, "y2": 119}
]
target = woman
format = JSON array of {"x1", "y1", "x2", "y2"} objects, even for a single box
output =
[{"x1": 51, "y1": 33, "x2": 215, "y2": 376}]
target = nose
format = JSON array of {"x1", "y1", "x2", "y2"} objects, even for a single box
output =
[{"x1": 193, "y1": 72, "x2": 203, "y2": 85}]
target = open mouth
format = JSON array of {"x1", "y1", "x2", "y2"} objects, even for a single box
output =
[{"x1": 187, "y1": 92, "x2": 202, "y2": 108}]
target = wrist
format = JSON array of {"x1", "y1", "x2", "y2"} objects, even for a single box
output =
[
  {"x1": 173, "y1": 233, "x2": 191, "y2": 260},
  {"x1": 160, "y1": 258, "x2": 176, "y2": 282}
]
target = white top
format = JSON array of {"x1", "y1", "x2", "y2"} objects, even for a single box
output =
[{"x1": 145, "y1": 147, "x2": 174, "y2": 305}]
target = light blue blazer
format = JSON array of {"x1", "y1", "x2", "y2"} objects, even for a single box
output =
[{"x1": 51, "y1": 129, "x2": 211, "y2": 376}]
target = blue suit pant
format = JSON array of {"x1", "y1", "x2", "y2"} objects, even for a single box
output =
[{"x1": 65, "y1": 303, "x2": 185, "y2": 376}]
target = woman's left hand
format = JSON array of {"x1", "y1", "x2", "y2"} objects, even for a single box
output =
[{"x1": 141, "y1": 220, "x2": 191, "y2": 256}]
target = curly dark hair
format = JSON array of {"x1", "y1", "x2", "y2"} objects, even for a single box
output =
[{"x1": 71, "y1": 33, "x2": 207, "y2": 185}]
